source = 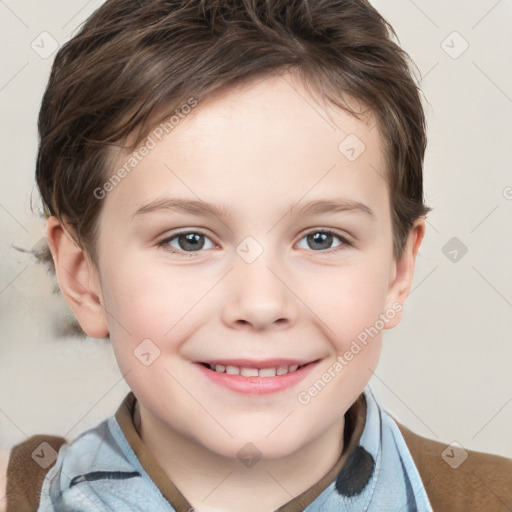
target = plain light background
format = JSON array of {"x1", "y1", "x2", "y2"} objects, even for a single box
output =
[{"x1": 1, "y1": 0, "x2": 511, "y2": 492}]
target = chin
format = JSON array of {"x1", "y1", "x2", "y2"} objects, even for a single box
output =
[{"x1": 203, "y1": 430, "x2": 308, "y2": 463}]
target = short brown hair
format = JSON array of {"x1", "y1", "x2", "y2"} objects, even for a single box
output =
[{"x1": 36, "y1": 0, "x2": 431, "y2": 269}]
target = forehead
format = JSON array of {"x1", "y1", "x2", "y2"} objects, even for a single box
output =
[
  {"x1": 167, "y1": 73, "x2": 381, "y2": 172},
  {"x1": 101, "y1": 72, "x2": 388, "y2": 228}
]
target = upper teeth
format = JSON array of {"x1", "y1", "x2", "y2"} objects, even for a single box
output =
[{"x1": 209, "y1": 364, "x2": 302, "y2": 377}]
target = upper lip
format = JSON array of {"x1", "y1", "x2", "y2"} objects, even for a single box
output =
[{"x1": 196, "y1": 358, "x2": 319, "y2": 369}]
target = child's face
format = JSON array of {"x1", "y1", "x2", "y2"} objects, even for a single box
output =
[{"x1": 85, "y1": 73, "x2": 421, "y2": 458}]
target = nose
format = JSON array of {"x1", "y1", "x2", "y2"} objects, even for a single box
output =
[{"x1": 221, "y1": 251, "x2": 298, "y2": 332}]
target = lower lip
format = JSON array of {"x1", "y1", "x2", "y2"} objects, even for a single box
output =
[{"x1": 195, "y1": 361, "x2": 318, "y2": 395}]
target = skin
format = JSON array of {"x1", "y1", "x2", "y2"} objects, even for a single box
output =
[{"x1": 46, "y1": 71, "x2": 425, "y2": 511}]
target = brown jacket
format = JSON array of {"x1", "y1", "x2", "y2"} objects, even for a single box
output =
[{"x1": 6, "y1": 395, "x2": 512, "y2": 511}]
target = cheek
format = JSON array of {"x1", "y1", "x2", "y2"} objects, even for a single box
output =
[
  {"x1": 100, "y1": 260, "x2": 210, "y2": 373},
  {"x1": 102, "y1": 258, "x2": 197, "y2": 335},
  {"x1": 307, "y1": 260, "x2": 390, "y2": 347}
]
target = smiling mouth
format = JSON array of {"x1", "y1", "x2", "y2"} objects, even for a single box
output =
[{"x1": 199, "y1": 361, "x2": 314, "y2": 378}]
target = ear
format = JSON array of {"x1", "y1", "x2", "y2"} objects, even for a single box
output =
[
  {"x1": 45, "y1": 216, "x2": 109, "y2": 338},
  {"x1": 383, "y1": 217, "x2": 426, "y2": 329}
]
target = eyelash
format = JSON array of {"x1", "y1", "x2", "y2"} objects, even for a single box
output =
[{"x1": 157, "y1": 229, "x2": 352, "y2": 257}]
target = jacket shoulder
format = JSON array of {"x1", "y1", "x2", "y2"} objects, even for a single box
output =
[
  {"x1": 6, "y1": 434, "x2": 67, "y2": 512},
  {"x1": 395, "y1": 420, "x2": 512, "y2": 512}
]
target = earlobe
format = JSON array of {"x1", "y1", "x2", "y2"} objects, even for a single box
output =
[
  {"x1": 45, "y1": 216, "x2": 109, "y2": 338},
  {"x1": 383, "y1": 217, "x2": 426, "y2": 329}
]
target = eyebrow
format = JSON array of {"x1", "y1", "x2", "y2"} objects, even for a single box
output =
[{"x1": 131, "y1": 197, "x2": 374, "y2": 220}]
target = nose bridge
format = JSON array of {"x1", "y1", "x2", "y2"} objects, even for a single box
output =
[{"x1": 222, "y1": 236, "x2": 297, "y2": 330}]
